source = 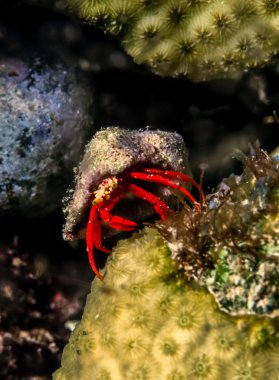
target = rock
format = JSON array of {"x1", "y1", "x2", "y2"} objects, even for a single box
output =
[{"x1": 0, "y1": 56, "x2": 94, "y2": 216}]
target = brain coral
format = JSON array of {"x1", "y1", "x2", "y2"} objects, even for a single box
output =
[{"x1": 66, "y1": 0, "x2": 279, "y2": 81}]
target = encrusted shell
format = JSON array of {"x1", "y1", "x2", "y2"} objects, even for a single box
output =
[{"x1": 63, "y1": 127, "x2": 191, "y2": 240}]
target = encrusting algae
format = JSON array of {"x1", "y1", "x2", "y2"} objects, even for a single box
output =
[{"x1": 159, "y1": 142, "x2": 279, "y2": 317}]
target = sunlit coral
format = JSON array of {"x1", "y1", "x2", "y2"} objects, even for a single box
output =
[{"x1": 67, "y1": 0, "x2": 279, "y2": 80}]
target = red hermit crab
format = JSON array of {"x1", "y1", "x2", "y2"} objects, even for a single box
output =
[
  {"x1": 63, "y1": 127, "x2": 205, "y2": 280},
  {"x1": 87, "y1": 168, "x2": 204, "y2": 279}
]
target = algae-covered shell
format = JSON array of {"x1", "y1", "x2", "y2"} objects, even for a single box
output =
[{"x1": 63, "y1": 127, "x2": 191, "y2": 240}]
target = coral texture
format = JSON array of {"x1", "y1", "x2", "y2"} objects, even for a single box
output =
[
  {"x1": 66, "y1": 0, "x2": 279, "y2": 81},
  {"x1": 53, "y1": 227, "x2": 279, "y2": 380}
]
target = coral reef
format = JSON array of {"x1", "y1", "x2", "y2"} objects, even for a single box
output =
[
  {"x1": 66, "y1": 0, "x2": 279, "y2": 81},
  {"x1": 0, "y1": 56, "x2": 93, "y2": 216},
  {"x1": 53, "y1": 227, "x2": 279, "y2": 380}
]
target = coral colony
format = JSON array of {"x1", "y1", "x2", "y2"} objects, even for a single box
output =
[{"x1": 67, "y1": 0, "x2": 279, "y2": 80}]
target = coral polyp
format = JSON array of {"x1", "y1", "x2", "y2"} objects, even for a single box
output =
[{"x1": 66, "y1": 0, "x2": 279, "y2": 80}]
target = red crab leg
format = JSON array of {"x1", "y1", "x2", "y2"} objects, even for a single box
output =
[
  {"x1": 129, "y1": 172, "x2": 201, "y2": 212},
  {"x1": 92, "y1": 212, "x2": 112, "y2": 255},
  {"x1": 142, "y1": 168, "x2": 206, "y2": 203},
  {"x1": 86, "y1": 205, "x2": 106, "y2": 280},
  {"x1": 99, "y1": 208, "x2": 137, "y2": 231},
  {"x1": 127, "y1": 183, "x2": 170, "y2": 221},
  {"x1": 98, "y1": 191, "x2": 138, "y2": 231},
  {"x1": 87, "y1": 203, "x2": 114, "y2": 280}
]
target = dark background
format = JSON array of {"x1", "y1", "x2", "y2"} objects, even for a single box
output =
[{"x1": 0, "y1": 1, "x2": 278, "y2": 378}]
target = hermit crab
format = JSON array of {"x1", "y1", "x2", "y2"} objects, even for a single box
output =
[{"x1": 63, "y1": 127, "x2": 205, "y2": 280}]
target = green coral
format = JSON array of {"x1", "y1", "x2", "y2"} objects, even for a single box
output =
[
  {"x1": 66, "y1": 0, "x2": 279, "y2": 80},
  {"x1": 53, "y1": 227, "x2": 279, "y2": 379}
]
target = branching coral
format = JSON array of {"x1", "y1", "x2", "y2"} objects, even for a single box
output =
[{"x1": 66, "y1": 0, "x2": 279, "y2": 80}]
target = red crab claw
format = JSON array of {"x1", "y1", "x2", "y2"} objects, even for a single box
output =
[
  {"x1": 86, "y1": 192, "x2": 139, "y2": 280},
  {"x1": 99, "y1": 208, "x2": 138, "y2": 231},
  {"x1": 127, "y1": 183, "x2": 170, "y2": 221},
  {"x1": 98, "y1": 192, "x2": 138, "y2": 231},
  {"x1": 86, "y1": 204, "x2": 111, "y2": 281},
  {"x1": 129, "y1": 172, "x2": 202, "y2": 213},
  {"x1": 142, "y1": 168, "x2": 206, "y2": 203}
]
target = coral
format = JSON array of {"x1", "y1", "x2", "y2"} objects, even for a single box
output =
[
  {"x1": 53, "y1": 227, "x2": 279, "y2": 380},
  {"x1": 66, "y1": 0, "x2": 279, "y2": 81}
]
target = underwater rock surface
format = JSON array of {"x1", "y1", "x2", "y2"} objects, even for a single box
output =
[
  {"x1": 53, "y1": 227, "x2": 279, "y2": 380},
  {"x1": 0, "y1": 56, "x2": 93, "y2": 216}
]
